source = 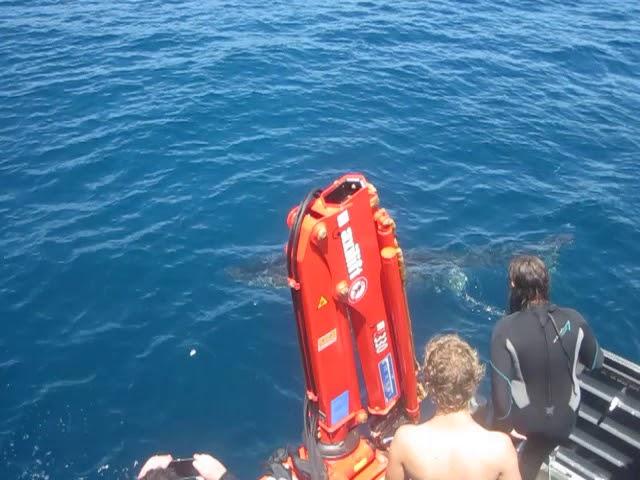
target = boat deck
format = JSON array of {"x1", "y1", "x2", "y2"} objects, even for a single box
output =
[{"x1": 543, "y1": 350, "x2": 639, "y2": 479}]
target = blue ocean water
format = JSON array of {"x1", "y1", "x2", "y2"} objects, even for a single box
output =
[{"x1": 1, "y1": 0, "x2": 639, "y2": 478}]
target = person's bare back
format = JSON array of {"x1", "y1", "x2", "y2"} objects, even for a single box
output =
[
  {"x1": 389, "y1": 411, "x2": 520, "y2": 480},
  {"x1": 386, "y1": 334, "x2": 521, "y2": 480}
]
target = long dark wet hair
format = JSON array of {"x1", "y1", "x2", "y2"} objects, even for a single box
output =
[{"x1": 508, "y1": 255, "x2": 550, "y2": 314}]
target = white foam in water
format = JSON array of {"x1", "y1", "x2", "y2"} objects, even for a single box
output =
[
  {"x1": 190, "y1": 348, "x2": 197, "y2": 357},
  {"x1": 463, "y1": 292, "x2": 505, "y2": 317},
  {"x1": 446, "y1": 265, "x2": 468, "y2": 294},
  {"x1": 445, "y1": 266, "x2": 505, "y2": 317}
]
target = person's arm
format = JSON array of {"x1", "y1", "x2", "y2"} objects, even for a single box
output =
[
  {"x1": 577, "y1": 315, "x2": 603, "y2": 370},
  {"x1": 490, "y1": 327, "x2": 513, "y2": 430},
  {"x1": 193, "y1": 454, "x2": 231, "y2": 480},
  {"x1": 497, "y1": 434, "x2": 522, "y2": 480},
  {"x1": 386, "y1": 426, "x2": 408, "y2": 480},
  {"x1": 137, "y1": 455, "x2": 173, "y2": 479}
]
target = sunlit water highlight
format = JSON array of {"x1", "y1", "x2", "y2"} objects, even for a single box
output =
[{"x1": 1, "y1": 1, "x2": 639, "y2": 478}]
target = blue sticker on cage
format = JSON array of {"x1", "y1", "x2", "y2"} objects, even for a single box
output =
[
  {"x1": 330, "y1": 390, "x2": 350, "y2": 425},
  {"x1": 378, "y1": 353, "x2": 398, "y2": 403}
]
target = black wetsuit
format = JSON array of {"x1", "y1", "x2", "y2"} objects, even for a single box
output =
[{"x1": 491, "y1": 303, "x2": 603, "y2": 480}]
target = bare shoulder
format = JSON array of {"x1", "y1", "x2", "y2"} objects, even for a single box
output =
[
  {"x1": 388, "y1": 424, "x2": 414, "y2": 464},
  {"x1": 392, "y1": 424, "x2": 419, "y2": 446},
  {"x1": 391, "y1": 423, "x2": 431, "y2": 454},
  {"x1": 485, "y1": 430, "x2": 521, "y2": 479},
  {"x1": 486, "y1": 430, "x2": 517, "y2": 457}
]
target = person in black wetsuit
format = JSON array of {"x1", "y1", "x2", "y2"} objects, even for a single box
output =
[{"x1": 490, "y1": 255, "x2": 603, "y2": 480}]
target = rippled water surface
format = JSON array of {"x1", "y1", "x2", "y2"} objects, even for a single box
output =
[{"x1": 1, "y1": 0, "x2": 639, "y2": 478}]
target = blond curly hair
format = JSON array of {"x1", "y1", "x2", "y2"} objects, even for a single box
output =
[{"x1": 423, "y1": 334, "x2": 485, "y2": 414}]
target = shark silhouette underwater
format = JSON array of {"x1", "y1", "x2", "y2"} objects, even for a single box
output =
[{"x1": 225, "y1": 234, "x2": 575, "y2": 298}]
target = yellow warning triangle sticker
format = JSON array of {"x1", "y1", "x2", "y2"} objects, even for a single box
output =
[{"x1": 317, "y1": 296, "x2": 328, "y2": 309}]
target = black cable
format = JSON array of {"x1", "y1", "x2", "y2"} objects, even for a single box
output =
[
  {"x1": 286, "y1": 188, "x2": 326, "y2": 480},
  {"x1": 286, "y1": 188, "x2": 322, "y2": 394},
  {"x1": 286, "y1": 189, "x2": 321, "y2": 280},
  {"x1": 303, "y1": 396, "x2": 326, "y2": 480}
]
